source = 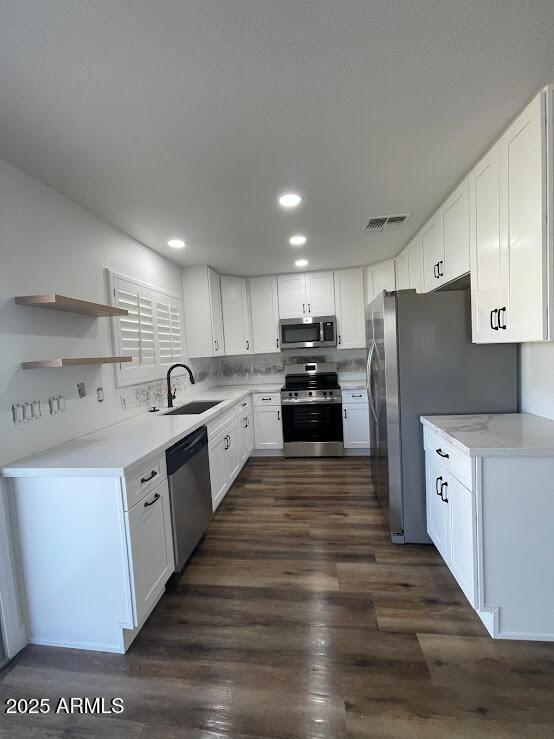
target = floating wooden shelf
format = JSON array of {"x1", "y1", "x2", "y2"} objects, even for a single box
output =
[
  {"x1": 21, "y1": 356, "x2": 132, "y2": 370},
  {"x1": 15, "y1": 294, "x2": 128, "y2": 317}
]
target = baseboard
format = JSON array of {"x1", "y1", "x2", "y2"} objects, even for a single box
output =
[
  {"x1": 344, "y1": 449, "x2": 370, "y2": 456},
  {"x1": 251, "y1": 450, "x2": 284, "y2": 457}
]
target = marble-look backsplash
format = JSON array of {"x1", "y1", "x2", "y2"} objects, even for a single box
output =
[{"x1": 215, "y1": 348, "x2": 367, "y2": 386}]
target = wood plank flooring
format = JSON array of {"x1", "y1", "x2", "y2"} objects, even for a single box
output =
[{"x1": 2, "y1": 457, "x2": 554, "y2": 737}]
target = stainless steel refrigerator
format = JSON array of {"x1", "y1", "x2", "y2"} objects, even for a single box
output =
[{"x1": 366, "y1": 289, "x2": 518, "y2": 544}]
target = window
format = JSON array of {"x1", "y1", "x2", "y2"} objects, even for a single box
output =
[{"x1": 108, "y1": 270, "x2": 184, "y2": 387}]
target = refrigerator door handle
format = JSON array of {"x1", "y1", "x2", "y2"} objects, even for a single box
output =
[{"x1": 366, "y1": 343, "x2": 378, "y2": 423}]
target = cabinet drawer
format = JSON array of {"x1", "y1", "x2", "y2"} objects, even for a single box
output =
[
  {"x1": 123, "y1": 453, "x2": 167, "y2": 511},
  {"x1": 253, "y1": 392, "x2": 281, "y2": 407},
  {"x1": 235, "y1": 396, "x2": 252, "y2": 415},
  {"x1": 342, "y1": 389, "x2": 368, "y2": 404},
  {"x1": 424, "y1": 428, "x2": 472, "y2": 489},
  {"x1": 207, "y1": 408, "x2": 236, "y2": 440}
]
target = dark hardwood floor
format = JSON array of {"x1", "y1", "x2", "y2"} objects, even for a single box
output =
[{"x1": 2, "y1": 457, "x2": 554, "y2": 737}]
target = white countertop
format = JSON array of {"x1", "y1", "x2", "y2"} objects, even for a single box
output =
[
  {"x1": 421, "y1": 413, "x2": 554, "y2": 457},
  {"x1": 1, "y1": 385, "x2": 282, "y2": 479},
  {"x1": 340, "y1": 380, "x2": 367, "y2": 390}
]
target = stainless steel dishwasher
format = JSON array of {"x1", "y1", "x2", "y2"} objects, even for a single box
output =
[{"x1": 166, "y1": 426, "x2": 212, "y2": 572}]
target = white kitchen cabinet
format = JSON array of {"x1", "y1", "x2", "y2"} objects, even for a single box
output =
[
  {"x1": 425, "y1": 452, "x2": 449, "y2": 563},
  {"x1": 305, "y1": 271, "x2": 335, "y2": 315},
  {"x1": 277, "y1": 271, "x2": 334, "y2": 318},
  {"x1": 253, "y1": 405, "x2": 283, "y2": 450},
  {"x1": 396, "y1": 250, "x2": 410, "y2": 290},
  {"x1": 470, "y1": 89, "x2": 551, "y2": 343},
  {"x1": 421, "y1": 212, "x2": 444, "y2": 292},
  {"x1": 182, "y1": 266, "x2": 225, "y2": 357},
  {"x1": 366, "y1": 259, "x2": 396, "y2": 305},
  {"x1": 407, "y1": 237, "x2": 422, "y2": 292},
  {"x1": 238, "y1": 404, "x2": 254, "y2": 465},
  {"x1": 249, "y1": 275, "x2": 280, "y2": 353},
  {"x1": 442, "y1": 179, "x2": 470, "y2": 284},
  {"x1": 220, "y1": 275, "x2": 253, "y2": 355},
  {"x1": 334, "y1": 267, "x2": 366, "y2": 349},
  {"x1": 447, "y1": 473, "x2": 476, "y2": 606},
  {"x1": 342, "y1": 403, "x2": 370, "y2": 449},
  {"x1": 125, "y1": 479, "x2": 175, "y2": 625}
]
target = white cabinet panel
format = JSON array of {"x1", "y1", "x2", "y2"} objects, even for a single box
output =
[
  {"x1": 407, "y1": 238, "x2": 422, "y2": 292},
  {"x1": 125, "y1": 480, "x2": 174, "y2": 625},
  {"x1": 277, "y1": 273, "x2": 306, "y2": 318},
  {"x1": 305, "y1": 271, "x2": 335, "y2": 315},
  {"x1": 447, "y1": 474, "x2": 476, "y2": 607},
  {"x1": 343, "y1": 404, "x2": 370, "y2": 448},
  {"x1": 469, "y1": 145, "x2": 502, "y2": 342},
  {"x1": 442, "y1": 179, "x2": 470, "y2": 284},
  {"x1": 238, "y1": 410, "x2": 254, "y2": 465},
  {"x1": 396, "y1": 251, "x2": 410, "y2": 290},
  {"x1": 499, "y1": 92, "x2": 547, "y2": 342},
  {"x1": 334, "y1": 267, "x2": 366, "y2": 349},
  {"x1": 249, "y1": 276, "x2": 280, "y2": 354},
  {"x1": 208, "y1": 268, "x2": 225, "y2": 356},
  {"x1": 421, "y1": 213, "x2": 444, "y2": 292},
  {"x1": 221, "y1": 275, "x2": 252, "y2": 355},
  {"x1": 367, "y1": 260, "x2": 396, "y2": 305},
  {"x1": 208, "y1": 431, "x2": 230, "y2": 509},
  {"x1": 183, "y1": 266, "x2": 225, "y2": 358},
  {"x1": 425, "y1": 454, "x2": 449, "y2": 562},
  {"x1": 254, "y1": 406, "x2": 283, "y2": 449}
]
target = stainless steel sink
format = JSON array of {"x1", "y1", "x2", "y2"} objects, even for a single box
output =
[{"x1": 163, "y1": 400, "x2": 223, "y2": 415}]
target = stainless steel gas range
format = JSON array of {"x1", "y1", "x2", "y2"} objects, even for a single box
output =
[{"x1": 280, "y1": 362, "x2": 344, "y2": 457}]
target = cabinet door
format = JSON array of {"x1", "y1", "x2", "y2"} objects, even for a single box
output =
[
  {"x1": 305, "y1": 271, "x2": 335, "y2": 315},
  {"x1": 469, "y1": 145, "x2": 502, "y2": 342},
  {"x1": 126, "y1": 480, "x2": 174, "y2": 625},
  {"x1": 208, "y1": 432, "x2": 229, "y2": 510},
  {"x1": 334, "y1": 267, "x2": 366, "y2": 349},
  {"x1": 442, "y1": 179, "x2": 470, "y2": 283},
  {"x1": 253, "y1": 407, "x2": 283, "y2": 449},
  {"x1": 396, "y1": 252, "x2": 410, "y2": 290},
  {"x1": 343, "y1": 405, "x2": 370, "y2": 448},
  {"x1": 183, "y1": 266, "x2": 217, "y2": 358},
  {"x1": 407, "y1": 239, "x2": 422, "y2": 292},
  {"x1": 221, "y1": 275, "x2": 252, "y2": 355},
  {"x1": 421, "y1": 213, "x2": 445, "y2": 292},
  {"x1": 277, "y1": 274, "x2": 306, "y2": 318},
  {"x1": 239, "y1": 412, "x2": 254, "y2": 465},
  {"x1": 371, "y1": 260, "x2": 396, "y2": 298},
  {"x1": 448, "y1": 474, "x2": 477, "y2": 607},
  {"x1": 249, "y1": 276, "x2": 280, "y2": 353},
  {"x1": 425, "y1": 455, "x2": 449, "y2": 562},
  {"x1": 499, "y1": 91, "x2": 547, "y2": 342},
  {"x1": 227, "y1": 423, "x2": 241, "y2": 481},
  {"x1": 208, "y1": 268, "x2": 225, "y2": 356}
]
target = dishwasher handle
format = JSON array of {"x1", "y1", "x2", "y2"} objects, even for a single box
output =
[{"x1": 166, "y1": 426, "x2": 208, "y2": 474}]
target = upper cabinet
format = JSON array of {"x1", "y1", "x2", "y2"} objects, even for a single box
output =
[
  {"x1": 395, "y1": 237, "x2": 422, "y2": 292},
  {"x1": 220, "y1": 275, "x2": 253, "y2": 356},
  {"x1": 470, "y1": 90, "x2": 550, "y2": 343},
  {"x1": 277, "y1": 271, "x2": 335, "y2": 318},
  {"x1": 334, "y1": 267, "x2": 366, "y2": 349},
  {"x1": 420, "y1": 178, "x2": 470, "y2": 293},
  {"x1": 366, "y1": 259, "x2": 396, "y2": 305},
  {"x1": 249, "y1": 275, "x2": 280, "y2": 354},
  {"x1": 395, "y1": 250, "x2": 410, "y2": 290},
  {"x1": 183, "y1": 266, "x2": 225, "y2": 358}
]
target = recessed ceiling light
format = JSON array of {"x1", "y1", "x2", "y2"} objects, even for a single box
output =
[
  {"x1": 167, "y1": 238, "x2": 186, "y2": 249},
  {"x1": 278, "y1": 192, "x2": 302, "y2": 209},
  {"x1": 295, "y1": 259, "x2": 308, "y2": 268},
  {"x1": 289, "y1": 234, "x2": 307, "y2": 246}
]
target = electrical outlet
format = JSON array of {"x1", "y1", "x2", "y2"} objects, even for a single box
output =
[
  {"x1": 32, "y1": 400, "x2": 41, "y2": 418},
  {"x1": 23, "y1": 402, "x2": 33, "y2": 421},
  {"x1": 12, "y1": 404, "x2": 23, "y2": 424},
  {"x1": 49, "y1": 396, "x2": 59, "y2": 414}
]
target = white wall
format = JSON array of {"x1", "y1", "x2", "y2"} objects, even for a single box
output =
[
  {"x1": 520, "y1": 342, "x2": 554, "y2": 420},
  {"x1": 0, "y1": 158, "x2": 213, "y2": 658}
]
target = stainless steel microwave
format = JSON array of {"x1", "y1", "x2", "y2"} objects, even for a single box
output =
[{"x1": 279, "y1": 316, "x2": 337, "y2": 349}]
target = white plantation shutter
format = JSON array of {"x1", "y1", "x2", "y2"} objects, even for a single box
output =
[
  {"x1": 110, "y1": 272, "x2": 184, "y2": 386},
  {"x1": 156, "y1": 299, "x2": 184, "y2": 366}
]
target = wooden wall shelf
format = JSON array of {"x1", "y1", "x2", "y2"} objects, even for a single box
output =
[
  {"x1": 15, "y1": 294, "x2": 128, "y2": 317},
  {"x1": 21, "y1": 356, "x2": 132, "y2": 370}
]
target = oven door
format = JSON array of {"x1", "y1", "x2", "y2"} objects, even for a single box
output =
[
  {"x1": 279, "y1": 317, "x2": 336, "y2": 349},
  {"x1": 282, "y1": 402, "x2": 344, "y2": 457}
]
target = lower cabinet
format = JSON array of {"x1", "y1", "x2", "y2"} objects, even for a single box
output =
[
  {"x1": 342, "y1": 404, "x2": 370, "y2": 449},
  {"x1": 253, "y1": 405, "x2": 283, "y2": 450},
  {"x1": 125, "y1": 479, "x2": 175, "y2": 625}
]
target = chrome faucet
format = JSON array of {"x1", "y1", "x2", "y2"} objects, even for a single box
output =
[{"x1": 166, "y1": 363, "x2": 195, "y2": 408}]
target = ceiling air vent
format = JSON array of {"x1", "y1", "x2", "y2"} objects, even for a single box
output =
[{"x1": 364, "y1": 213, "x2": 412, "y2": 233}]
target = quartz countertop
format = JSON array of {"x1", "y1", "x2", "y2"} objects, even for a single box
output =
[
  {"x1": 1, "y1": 385, "x2": 282, "y2": 479},
  {"x1": 340, "y1": 380, "x2": 367, "y2": 390},
  {"x1": 421, "y1": 413, "x2": 554, "y2": 458}
]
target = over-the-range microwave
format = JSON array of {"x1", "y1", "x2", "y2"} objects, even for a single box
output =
[{"x1": 279, "y1": 316, "x2": 337, "y2": 350}]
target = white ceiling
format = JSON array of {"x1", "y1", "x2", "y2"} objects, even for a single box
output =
[{"x1": 2, "y1": 1, "x2": 554, "y2": 276}]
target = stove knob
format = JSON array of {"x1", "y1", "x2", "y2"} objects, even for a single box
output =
[
  {"x1": 289, "y1": 392, "x2": 293, "y2": 397},
  {"x1": 328, "y1": 390, "x2": 333, "y2": 396},
  {"x1": 323, "y1": 391, "x2": 327, "y2": 396},
  {"x1": 294, "y1": 392, "x2": 298, "y2": 397},
  {"x1": 308, "y1": 391, "x2": 313, "y2": 396}
]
